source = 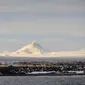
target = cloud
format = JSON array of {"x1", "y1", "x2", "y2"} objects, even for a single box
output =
[
  {"x1": 0, "y1": 0, "x2": 85, "y2": 13},
  {"x1": 0, "y1": 18, "x2": 85, "y2": 37},
  {"x1": 0, "y1": 0, "x2": 85, "y2": 52},
  {"x1": 0, "y1": 0, "x2": 85, "y2": 38}
]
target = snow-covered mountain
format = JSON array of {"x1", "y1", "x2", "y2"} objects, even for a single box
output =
[
  {"x1": 0, "y1": 41, "x2": 85, "y2": 57},
  {"x1": 12, "y1": 41, "x2": 46, "y2": 55}
]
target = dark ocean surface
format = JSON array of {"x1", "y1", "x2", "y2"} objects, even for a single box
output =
[{"x1": 0, "y1": 76, "x2": 85, "y2": 85}]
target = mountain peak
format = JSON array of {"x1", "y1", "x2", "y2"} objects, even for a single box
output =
[
  {"x1": 31, "y1": 40, "x2": 36, "y2": 45},
  {"x1": 12, "y1": 41, "x2": 45, "y2": 55}
]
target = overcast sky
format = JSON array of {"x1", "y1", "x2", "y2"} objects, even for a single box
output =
[{"x1": 0, "y1": 0, "x2": 85, "y2": 52}]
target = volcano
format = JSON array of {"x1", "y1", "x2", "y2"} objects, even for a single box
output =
[
  {"x1": 11, "y1": 41, "x2": 48, "y2": 56},
  {"x1": 0, "y1": 41, "x2": 85, "y2": 57}
]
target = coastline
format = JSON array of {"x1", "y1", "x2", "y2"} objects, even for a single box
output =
[{"x1": 0, "y1": 73, "x2": 85, "y2": 76}]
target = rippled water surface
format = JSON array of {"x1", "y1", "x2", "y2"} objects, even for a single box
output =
[{"x1": 0, "y1": 76, "x2": 85, "y2": 85}]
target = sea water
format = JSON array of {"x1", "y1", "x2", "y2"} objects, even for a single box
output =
[{"x1": 0, "y1": 76, "x2": 85, "y2": 85}]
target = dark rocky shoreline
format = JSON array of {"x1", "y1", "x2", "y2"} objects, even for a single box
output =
[
  {"x1": 0, "y1": 73, "x2": 85, "y2": 76},
  {"x1": 0, "y1": 61, "x2": 85, "y2": 76}
]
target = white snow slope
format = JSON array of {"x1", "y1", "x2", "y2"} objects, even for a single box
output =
[{"x1": 0, "y1": 41, "x2": 85, "y2": 57}]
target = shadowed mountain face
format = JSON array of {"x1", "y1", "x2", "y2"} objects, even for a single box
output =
[{"x1": 31, "y1": 41, "x2": 44, "y2": 53}]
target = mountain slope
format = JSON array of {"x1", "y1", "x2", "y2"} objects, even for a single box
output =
[{"x1": 12, "y1": 41, "x2": 46, "y2": 55}]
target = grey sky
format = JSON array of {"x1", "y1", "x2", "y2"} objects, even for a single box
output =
[{"x1": 0, "y1": 0, "x2": 85, "y2": 52}]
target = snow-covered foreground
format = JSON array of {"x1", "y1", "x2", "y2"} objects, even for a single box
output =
[{"x1": 0, "y1": 76, "x2": 85, "y2": 85}]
